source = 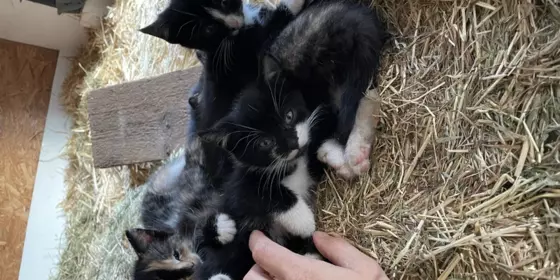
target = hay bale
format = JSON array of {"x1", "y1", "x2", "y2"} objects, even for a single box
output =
[{"x1": 56, "y1": 0, "x2": 560, "y2": 279}]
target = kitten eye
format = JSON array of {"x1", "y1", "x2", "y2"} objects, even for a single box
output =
[
  {"x1": 173, "y1": 249, "x2": 181, "y2": 260},
  {"x1": 259, "y1": 138, "x2": 274, "y2": 148},
  {"x1": 284, "y1": 110, "x2": 295, "y2": 124}
]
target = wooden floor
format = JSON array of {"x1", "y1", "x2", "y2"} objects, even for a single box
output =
[{"x1": 0, "y1": 39, "x2": 58, "y2": 280}]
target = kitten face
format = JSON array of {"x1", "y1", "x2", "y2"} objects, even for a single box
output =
[
  {"x1": 126, "y1": 228, "x2": 200, "y2": 280},
  {"x1": 140, "y1": 0, "x2": 244, "y2": 50},
  {"x1": 201, "y1": 85, "x2": 312, "y2": 169}
]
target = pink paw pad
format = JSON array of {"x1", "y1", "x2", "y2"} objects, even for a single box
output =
[{"x1": 350, "y1": 146, "x2": 371, "y2": 165}]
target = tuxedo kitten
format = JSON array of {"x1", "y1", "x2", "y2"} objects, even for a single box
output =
[
  {"x1": 141, "y1": 0, "x2": 308, "y2": 189},
  {"x1": 127, "y1": 138, "x2": 230, "y2": 280},
  {"x1": 196, "y1": 84, "x2": 332, "y2": 280},
  {"x1": 262, "y1": 0, "x2": 389, "y2": 178}
]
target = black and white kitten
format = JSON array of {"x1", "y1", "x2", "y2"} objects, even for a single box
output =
[
  {"x1": 141, "y1": 0, "x2": 307, "y2": 189},
  {"x1": 261, "y1": 0, "x2": 389, "y2": 178},
  {"x1": 196, "y1": 82, "x2": 334, "y2": 280},
  {"x1": 141, "y1": 0, "x2": 305, "y2": 130},
  {"x1": 126, "y1": 138, "x2": 235, "y2": 280}
]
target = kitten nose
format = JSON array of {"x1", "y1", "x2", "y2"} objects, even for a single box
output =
[{"x1": 287, "y1": 138, "x2": 299, "y2": 150}]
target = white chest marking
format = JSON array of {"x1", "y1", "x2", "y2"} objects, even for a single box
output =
[
  {"x1": 295, "y1": 121, "x2": 309, "y2": 148},
  {"x1": 274, "y1": 198, "x2": 316, "y2": 237},
  {"x1": 275, "y1": 157, "x2": 316, "y2": 237},
  {"x1": 281, "y1": 157, "x2": 313, "y2": 198}
]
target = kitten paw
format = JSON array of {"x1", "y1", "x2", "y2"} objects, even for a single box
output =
[
  {"x1": 318, "y1": 140, "x2": 356, "y2": 179},
  {"x1": 345, "y1": 136, "x2": 372, "y2": 177},
  {"x1": 318, "y1": 140, "x2": 345, "y2": 168},
  {"x1": 209, "y1": 273, "x2": 231, "y2": 280},
  {"x1": 215, "y1": 214, "x2": 236, "y2": 244}
]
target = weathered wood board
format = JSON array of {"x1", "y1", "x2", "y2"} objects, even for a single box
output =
[
  {"x1": 88, "y1": 66, "x2": 202, "y2": 168},
  {"x1": 0, "y1": 38, "x2": 58, "y2": 280}
]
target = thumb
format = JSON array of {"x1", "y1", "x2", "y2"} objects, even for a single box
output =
[
  {"x1": 249, "y1": 230, "x2": 307, "y2": 278},
  {"x1": 249, "y1": 231, "x2": 356, "y2": 280},
  {"x1": 313, "y1": 231, "x2": 387, "y2": 279}
]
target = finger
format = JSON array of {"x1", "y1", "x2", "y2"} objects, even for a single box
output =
[
  {"x1": 249, "y1": 231, "x2": 353, "y2": 280},
  {"x1": 249, "y1": 231, "x2": 306, "y2": 278},
  {"x1": 313, "y1": 231, "x2": 386, "y2": 277},
  {"x1": 244, "y1": 265, "x2": 273, "y2": 280}
]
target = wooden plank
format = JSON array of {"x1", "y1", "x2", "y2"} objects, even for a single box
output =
[
  {"x1": 88, "y1": 66, "x2": 202, "y2": 168},
  {"x1": 0, "y1": 38, "x2": 58, "y2": 280}
]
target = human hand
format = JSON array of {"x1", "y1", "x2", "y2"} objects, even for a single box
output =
[{"x1": 244, "y1": 230, "x2": 389, "y2": 280}]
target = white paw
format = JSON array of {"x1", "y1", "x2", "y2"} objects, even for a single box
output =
[
  {"x1": 318, "y1": 140, "x2": 345, "y2": 168},
  {"x1": 216, "y1": 214, "x2": 236, "y2": 244},
  {"x1": 317, "y1": 139, "x2": 355, "y2": 179},
  {"x1": 209, "y1": 273, "x2": 232, "y2": 280}
]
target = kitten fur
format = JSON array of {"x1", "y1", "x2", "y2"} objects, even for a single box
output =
[
  {"x1": 196, "y1": 82, "x2": 335, "y2": 280},
  {"x1": 141, "y1": 0, "x2": 307, "y2": 189},
  {"x1": 127, "y1": 137, "x2": 223, "y2": 280},
  {"x1": 262, "y1": 0, "x2": 389, "y2": 177}
]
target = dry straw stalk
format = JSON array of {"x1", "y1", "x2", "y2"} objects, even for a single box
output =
[{"x1": 55, "y1": 0, "x2": 559, "y2": 279}]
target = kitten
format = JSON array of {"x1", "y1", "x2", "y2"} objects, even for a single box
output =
[
  {"x1": 141, "y1": 0, "x2": 308, "y2": 189},
  {"x1": 127, "y1": 137, "x2": 232, "y2": 280},
  {"x1": 196, "y1": 83, "x2": 335, "y2": 280},
  {"x1": 261, "y1": 0, "x2": 389, "y2": 178}
]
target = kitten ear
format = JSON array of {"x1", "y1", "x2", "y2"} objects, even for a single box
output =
[
  {"x1": 125, "y1": 228, "x2": 173, "y2": 256},
  {"x1": 140, "y1": 17, "x2": 171, "y2": 42},
  {"x1": 262, "y1": 53, "x2": 282, "y2": 81}
]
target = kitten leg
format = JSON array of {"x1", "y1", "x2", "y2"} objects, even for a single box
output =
[
  {"x1": 344, "y1": 89, "x2": 380, "y2": 176},
  {"x1": 215, "y1": 213, "x2": 237, "y2": 244},
  {"x1": 317, "y1": 139, "x2": 354, "y2": 179},
  {"x1": 274, "y1": 199, "x2": 315, "y2": 237}
]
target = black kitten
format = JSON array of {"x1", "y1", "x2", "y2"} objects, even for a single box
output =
[
  {"x1": 141, "y1": 0, "x2": 308, "y2": 190},
  {"x1": 262, "y1": 0, "x2": 389, "y2": 178},
  {"x1": 196, "y1": 83, "x2": 333, "y2": 280}
]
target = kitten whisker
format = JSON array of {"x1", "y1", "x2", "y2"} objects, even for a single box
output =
[
  {"x1": 239, "y1": 134, "x2": 259, "y2": 158},
  {"x1": 189, "y1": 22, "x2": 198, "y2": 41},
  {"x1": 279, "y1": 79, "x2": 288, "y2": 108},
  {"x1": 272, "y1": 74, "x2": 282, "y2": 115},
  {"x1": 177, "y1": 20, "x2": 196, "y2": 39},
  {"x1": 224, "y1": 40, "x2": 233, "y2": 72},
  {"x1": 224, "y1": 122, "x2": 260, "y2": 132},
  {"x1": 170, "y1": 8, "x2": 200, "y2": 18}
]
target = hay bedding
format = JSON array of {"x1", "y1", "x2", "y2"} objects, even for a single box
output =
[{"x1": 55, "y1": 0, "x2": 560, "y2": 279}]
